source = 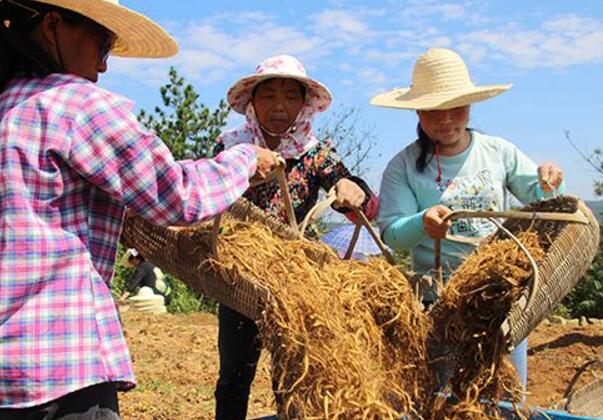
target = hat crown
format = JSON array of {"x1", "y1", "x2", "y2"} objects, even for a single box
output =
[
  {"x1": 255, "y1": 55, "x2": 307, "y2": 78},
  {"x1": 411, "y1": 48, "x2": 474, "y2": 94}
]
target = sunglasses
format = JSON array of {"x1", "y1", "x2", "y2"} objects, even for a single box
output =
[
  {"x1": 81, "y1": 18, "x2": 116, "y2": 65},
  {"x1": 61, "y1": 11, "x2": 115, "y2": 65},
  {"x1": 4, "y1": 0, "x2": 116, "y2": 65}
]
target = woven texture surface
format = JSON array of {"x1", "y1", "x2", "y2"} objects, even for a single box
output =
[
  {"x1": 503, "y1": 197, "x2": 600, "y2": 347},
  {"x1": 120, "y1": 198, "x2": 309, "y2": 320}
]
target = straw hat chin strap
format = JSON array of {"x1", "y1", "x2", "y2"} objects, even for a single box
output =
[
  {"x1": 257, "y1": 107, "x2": 302, "y2": 139},
  {"x1": 49, "y1": 17, "x2": 67, "y2": 73},
  {"x1": 259, "y1": 121, "x2": 297, "y2": 138}
]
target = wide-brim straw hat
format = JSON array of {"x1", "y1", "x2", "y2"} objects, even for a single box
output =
[
  {"x1": 371, "y1": 48, "x2": 511, "y2": 111},
  {"x1": 26, "y1": 0, "x2": 178, "y2": 58},
  {"x1": 227, "y1": 55, "x2": 332, "y2": 115}
]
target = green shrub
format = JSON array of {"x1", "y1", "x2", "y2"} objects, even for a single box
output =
[
  {"x1": 166, "y1": 275, "x2": 218, "y2": 315},
  {"x1": 560, "y1": 226, "x2": 603, "y2": 318}
]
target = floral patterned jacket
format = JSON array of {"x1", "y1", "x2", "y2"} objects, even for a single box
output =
[{"x1": 214, "y1": 139, "x2": 378, "y2": 227}]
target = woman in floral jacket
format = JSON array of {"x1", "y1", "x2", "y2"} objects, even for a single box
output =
[{"x1": 212, "y1": 55, "x2": 378, "y2": 420}]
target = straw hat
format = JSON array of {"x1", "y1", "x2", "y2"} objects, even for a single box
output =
[
  {"x1": 370, "y1": 48, "x2": 511, "y2": 111},
  {"x1": 227, "y1": 55, "x2": 332, "y2": 115},
  {"x1": 20, "y1": 0, "x2": 178, "y2": 58}
]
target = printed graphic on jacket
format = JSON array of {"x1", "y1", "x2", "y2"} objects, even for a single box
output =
[{"x1": 440, "y1": 169, "x2": 500, "y2": 238}]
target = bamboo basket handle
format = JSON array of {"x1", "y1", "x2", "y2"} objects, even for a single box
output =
[
  {"x1": 434, "y1": 208, "x2": 588, "y2": 286},
  {"x1": 433, "y1": 207, "x2": 588, "y2": 346},
  {"x1": 210, "y1": 157, "x2": 298, "y2": 258},
  {"x1": 351, "y1": 210, "x2": 397, "y2": 266},
  {"x1": 299, "y1": 188, "x2": 396, "y2": 265},
  {"x1": 298, "y1": 188, "x2": 337, "y2": 238}
]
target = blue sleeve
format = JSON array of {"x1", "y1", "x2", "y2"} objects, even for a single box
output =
[
  {"x1": 500, "y1": 139, "x2": 565, "y2": 204},
  {"x1": 378, "y1": 155, "x2": 429, "y2": 251}
]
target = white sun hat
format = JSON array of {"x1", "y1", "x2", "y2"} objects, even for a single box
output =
[
  {"x1": 13, "y1": 0, "x2": 178, "y2": 58},
  {"x1": 370, "y1": 48, "x2": 511, "y2": 111},
  {"x1": 118, "y1": 248, "x2": 139, "y2": 268},
  {"x1": 227, "y1": 55, "x2": 332, "y2": 115}
]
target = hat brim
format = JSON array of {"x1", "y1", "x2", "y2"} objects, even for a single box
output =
[
  {"x1": 227, "y1": 73, "x2": 332, "y2": 115},
  {"x1": 35, "y1": 0, "x2": 178, "y2": 58},
  {"x1": 370, "y1": 84, "x2": 512, "y2": 111}
]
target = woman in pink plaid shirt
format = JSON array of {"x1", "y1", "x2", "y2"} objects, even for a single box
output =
[{"x1": 0, "y1": 1, "x2": 278, "y2": 418}]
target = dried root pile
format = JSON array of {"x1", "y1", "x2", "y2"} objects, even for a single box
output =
[
  {"x1": 210, "y1": 220, "x2": 430, "y2": 419},
  {"x1": 189, "y1": 216, "x2": 546, "y2": 419},
  {"x1": 429, "y1": 231, "x2": 545, "y2": 419}
]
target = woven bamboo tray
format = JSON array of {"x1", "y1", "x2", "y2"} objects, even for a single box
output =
[
  {"x1": 121, "y1": 196, "x2": 310, "y2": 320},
  {"x1": 431, "y1": 196, "x2": 599, "y2": 348},
  {"x1": 119, "y1": 163, "x2": 389, "y2": 320},
  {"x1": 427, "y1": 196, "x2": 600, "y2": 396},
  {"x1": 498, "y1": 196, "x2": 599, "y2": 347}
]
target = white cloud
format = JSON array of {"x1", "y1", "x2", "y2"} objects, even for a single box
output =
[
  {"x1": 106, "y1": 18, "x2": 327, "y2": 87},
  {"x1": 107, "y1": 57, "x2": 174, "y2": 88},
  {"x1": 459, "y1": 15, "x2": 603, "y2": 68},
  {"x1": 183, "y1": 23, "x2": 326, "y2": 70},
  {"x1": 311, "y1": 9, "x2": 374, "y2": 43},
  {"x1": 363, "y1": 49, "x2": 415, "y2": 66},
  {"x1": 105, "y1": 6, "x2": 603, "y2": 91},
  {"x1": 399, "y1": 0, "x2": 489, "y2": 25},
  {"x1": 339, "y1": 63, "x2": 353, "y2": 72},
  {"x1": 358, "y1": 68, "x2": 389, "y2": 89}
]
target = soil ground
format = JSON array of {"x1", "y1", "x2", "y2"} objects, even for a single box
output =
[{"x1": 118, "y1": 311, "x2": 602, "y2": 420}]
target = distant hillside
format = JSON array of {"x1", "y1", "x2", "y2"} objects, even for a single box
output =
[{"x1": 585, "y1": 200, "x2": 603, "y2": 221}]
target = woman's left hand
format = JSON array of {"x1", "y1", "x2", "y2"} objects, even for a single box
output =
[
  {"x1": 537, "y1": 162, "x2": 564, "y2": 192},
  {"x1": 334, "y1": 178, "x2": 366, "y2": 210}
]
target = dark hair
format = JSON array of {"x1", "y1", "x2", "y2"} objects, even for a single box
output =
[
  {"x1": 128, "y1": 253, "x2": 144, "y2": 262},
  {"x1": 415, "y1": 123, "x2": 436, "y2": 173},
  {"x1": 415, "y1": 123, "x2": 474, "y2": 172},
  {"x1": 251, "y1": 77, "x2": 307, "y2": 99},
  {"x1": 0, "y1": 0, "x2": 90, "y2": 91}
]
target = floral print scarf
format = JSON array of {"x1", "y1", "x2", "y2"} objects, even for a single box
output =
[{"x1": 218, "y1": 102, "x2": 319, "y2": 159}]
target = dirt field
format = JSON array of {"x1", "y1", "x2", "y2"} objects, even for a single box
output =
[{"x1": 118, "y1": 311, "x2": 602, "y2": 420}]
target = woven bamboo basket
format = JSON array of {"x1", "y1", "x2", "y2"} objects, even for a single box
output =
[
  {"x1": 428, "y1": 196, "x2": 600, "y2": 395},
  {"x1": 119, "y1": 164, "x2": 390, "y2": 320},
  {"x1": 121, "y1": 197, "x2": 307, "y2": 320},
  {"x1": 431, "y1": 195, "x2": 599, "y2": 348},
  {"x1": 497, "y1": 196, "x2": 599, "y2": 347}
]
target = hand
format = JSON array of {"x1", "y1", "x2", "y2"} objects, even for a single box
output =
[
  {"x1": 423, "y1": 205, "x2": 452, "y2": 239},
  {"x1": 334, "y1": 178, "x2": 366, "y2": 210},
  {"x1": 537, "y1": 162, "x2": 563, "y2": 192},
  {"x1": 249, "y1": 146, "x2": 280, "y2": 184}
]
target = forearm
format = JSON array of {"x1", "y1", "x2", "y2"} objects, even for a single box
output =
[{"x1": 382, "y1": 211, "x2": 428, "y2": 251}]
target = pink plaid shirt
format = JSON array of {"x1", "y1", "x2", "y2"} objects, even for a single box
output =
[{"x1": 0, "y1": 74, "x2": 257, "y2": 408}]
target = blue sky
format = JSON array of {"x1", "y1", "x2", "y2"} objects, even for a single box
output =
[{"x1": 100, "y1": 0, "x2": 603, "y2": 200}]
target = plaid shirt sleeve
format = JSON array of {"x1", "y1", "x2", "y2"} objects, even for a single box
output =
[{"x1": 68, "y1": 88, "x2": 257, "y2": 225}]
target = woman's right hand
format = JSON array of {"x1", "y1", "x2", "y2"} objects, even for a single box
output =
[
  {"x1": 249, "y1": 145, "x2": 280, "y2": 183},
  {"x1": 423, "y1": 205, "x2": 452, "y2": 239}
]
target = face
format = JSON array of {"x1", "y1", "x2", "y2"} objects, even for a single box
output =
[
  {"x1": 252, "y1": 78, "x2": 305, "y2": 135},
  {"x1": 417, "y1": 105, "x2": 470, "y2": 146},
  {"x1": 39, "y1": 12, "x2": 115, "y2": 82}
]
